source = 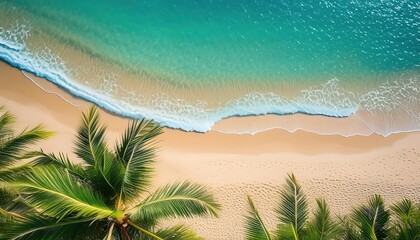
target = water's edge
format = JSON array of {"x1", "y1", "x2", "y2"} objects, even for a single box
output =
[{"x1": 14, "y1": 63, "x2": 419, "y2": 138}]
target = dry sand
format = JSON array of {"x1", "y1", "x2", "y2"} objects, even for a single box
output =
[{"x1": 1, "y1": 60, "x2": 419, "y2": 239}]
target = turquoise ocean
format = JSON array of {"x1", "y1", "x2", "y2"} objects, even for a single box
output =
[{"x1": 0, "y1": 0, "x2": 419, "y2": 135}]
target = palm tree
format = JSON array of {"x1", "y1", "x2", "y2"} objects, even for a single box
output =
[
  {"x1": 0, "y1": 106, "x2": 52, "y2": 227},
  {"x1": 305, "y1": 199, "x2": 341, "y2": 240},
  {"x1": 245, "y1": 174, "x2": 341, "y2": 240},
  {"x1": 0, "y1": 107, "x2": 220, "y2": 240},
  {"x1": 351, "y1": 194, "x2": 390, "y2": 240},
  {"x1": 388, "y1": 198, "x2": 420, "y2": 240}
]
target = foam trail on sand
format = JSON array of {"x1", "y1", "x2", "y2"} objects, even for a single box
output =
[{"x1": 21, "y1": 70, "x2": 82, "y2": 108}]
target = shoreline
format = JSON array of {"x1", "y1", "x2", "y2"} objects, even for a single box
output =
[
  {"x1": 1, "y1": 61, "x2": 420, "y2": 239},
  {"x1": 12, "y1": 62, "x2": 420, "y2": 138}
]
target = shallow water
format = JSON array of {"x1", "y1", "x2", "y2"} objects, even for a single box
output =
[{"x1": 0, "y1": 0, "x2": 419, "y2": 135}]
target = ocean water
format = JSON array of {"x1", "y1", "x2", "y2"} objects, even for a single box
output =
[{"x1": 0, "y1": 0, "x2": 419, "y2": 135}]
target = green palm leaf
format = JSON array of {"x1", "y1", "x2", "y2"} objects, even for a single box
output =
[
  {"x1": 0, "y1": 124, "x2": 52, "y2": 168},
  {"x1": 275, "y1": 224, "x2": 296, "y2": 240},
  {"x1": 389, "y1": 199, "x2": 420, "y2": 240},
  {"x1": 306, "y1": 198, "x2": 341, "y2": 240},
  {"x1": 74, "y1": 107, "x2": 123, "y2": 197},
  {"x1": 390, "y1": 199, "x2": 418, "y2": 226},
  {"x1": 0, "y1": 107, "x2": 14, "y2": 140},
  {"x1": 31, "y1": 151, "x2": 87, "y2": 180},
  {"x1": 97, "y1": 150, "x2": 125, "y2": 197},
  {"x1": 245, "y1": 196, "x2": 272, "y2": 240},
  {"x1": 117, "y1": 119, "x2": 162, "y2": 203},
  {"x1": 0, "y1": 214, "x2": 104, "y2": 240},
  {"x1": 0, "y1": 188, "x2": 28, "y2": 224},
  {"x1": 154, "y1": 224, "x2": 204, "y2": 240},
  {"x1": 338, "y1": 215, "x2": 358, "y2": 240},
  {"x1": 84, "y1": 149, "x2": 125, "y2": 202},
  {"x1": 351, "y1": 194, "x2": 390, "y2": 240},
  {"x1": 129, "y1": 182, "x2": 220, "y2": 223},
  {"x1": 74, "y1": 107, "x2": 107, "y2": 167},
  {"x1": 275, "y1": 173, "x2": 308, "y2": 240},
  {"x1": 1, "y1": 165, "x2": 114, "y2": 220}
]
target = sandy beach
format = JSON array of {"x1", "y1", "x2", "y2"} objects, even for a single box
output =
[{"x1": 1, "y1": 60, "x2": 419, "y2": 239}]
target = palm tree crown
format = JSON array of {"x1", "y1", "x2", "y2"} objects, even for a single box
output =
[
  {"x1": 245, "y1": 174, "x2": 343, "y2": 240},
  {"x1": 0, "y1": 107, "x2": 220, "y2": 240}
]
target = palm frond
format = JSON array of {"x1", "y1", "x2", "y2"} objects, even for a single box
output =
[
  {"x1": 129, "y1": 182, "x2": 220, "y2": 223},
  {"x1": 0, "y1": 124, "x2": 52, "y2": 168},
  {"x1": 351, "y1": 194, "x2": 390, "y2": 240},
  {"x1": 89, "y1": 150, "x2": 125, "y2": 199},
  {"x1": 31, "y1": 150, "x2": 87, "y2": 179},
  {"x1": 1, "y1": 165, "x2": 114, "y2": 220},
  {"x1": 275, "y1": 173, "x2": 308, "y2": 239},
  {"x1": 391, "y1": 199, "x2": 415, "y2": 225},
  {"x1": 74, "y1": 107, "x2": 123, "y2": 198},
  {"x1": 116, "y1": 119, "x2": 162, "y2": 165},
  {"x1": 338, "y1": 215, "x2": 358, "y2": 240},
  {"x1": 74, "y1": 106, "x2": 107, "y2": 167},
  {"x1": 0, "y1": 188, "x2": 26, "y2": 224},
  {"x1": 274, "y1": 224, "x2": 297, "y2": 240},
  {"x1": 245, "y1": 196, "x2": 272, "y2": 240},
  {"x1": 0, "y1": 164, "x2": 32, "y2": 181},
  {"x1": 305, "y1": 198, "x2": 341, "y2": 240},
  {"x1": 154, "y1": 224, "x2": 204, "y2": 240},
  {"x1": 389, "y1": 199, "x2": 420, "y2": 240},
  {"x1": 0, "y1": 213, "x2": 104, "y2": 240},
  {"x1": 0, "y1": 108, "x2": 14, "y2": 140},
  {"x1": 117, "y1": 119, "x2": 162, "y2": 203},
  {"x1": 0, "y1": 207, "x2": 26, "y2": 224}
]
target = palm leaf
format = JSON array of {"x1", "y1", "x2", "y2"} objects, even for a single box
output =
[
  {"x1": 245, "y1": 196, "x2": 272, "y2": 240},
  {"x1": 0, "y1": 188, "x2": 27, "y2": 223},
  {"x1": 0, "y1": 108, "x2": 14, "y2": 140},
  {"x1": 0, "y1": 214, "x2": 105, "y2": 240},
  {"x1": 0, "y1": 206, "x2": 26, "y2": 224},
  {"x1": 391, "y1": 199, "x2": 415, "y2": 225},
  {"x1": 0, "y1": 124, "x2": 52, "y2": 168},
  {"x1": 31, "y1": 150, "x2": 87, "y2": 180},
  {"x1": 274, "y1": 224, "x2": 296, "y2": 240},
  {"x1": 306, "y1": 198, "x2": 341, "y2": 240},
  {"x1": 1, "y1": 165, "x2": 114, "y2": 220},
  {"x1": 116, "y1": 119, "x2": 162, "y2": 165},
  {"x1": 117, "y1": 119, "x2": 162, "y2": 203},
  {"x1": 351, "y1": 194, "x2": 390, "y2": 240},
  {"x1": 84, "y1": 151, "x2": 126, "y2": 201},
  {"x1": 389, "y1": 199, "x2": 420, "y2": 240},
  {"x1": 154, "y1": 224, "x2": 204, "y2": 240},
  {"x1": 275, "y1": 173, "x2": 308, "y2": 239},
  {"x1": 129, "y1": 182, "x2": 220, "y2": 223},
  {"x1": 338, "y1": 215, "x2": 358, "y2": 240},
  {"x1": 100, "y1": 150, "x2": 125, "y2": 193},
  {"x1": 74, "y1": 107, "x2": 107, "y2": 167},
  {"x1": 74, "y1": 107, "x2": 123, "y2": 198}
]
